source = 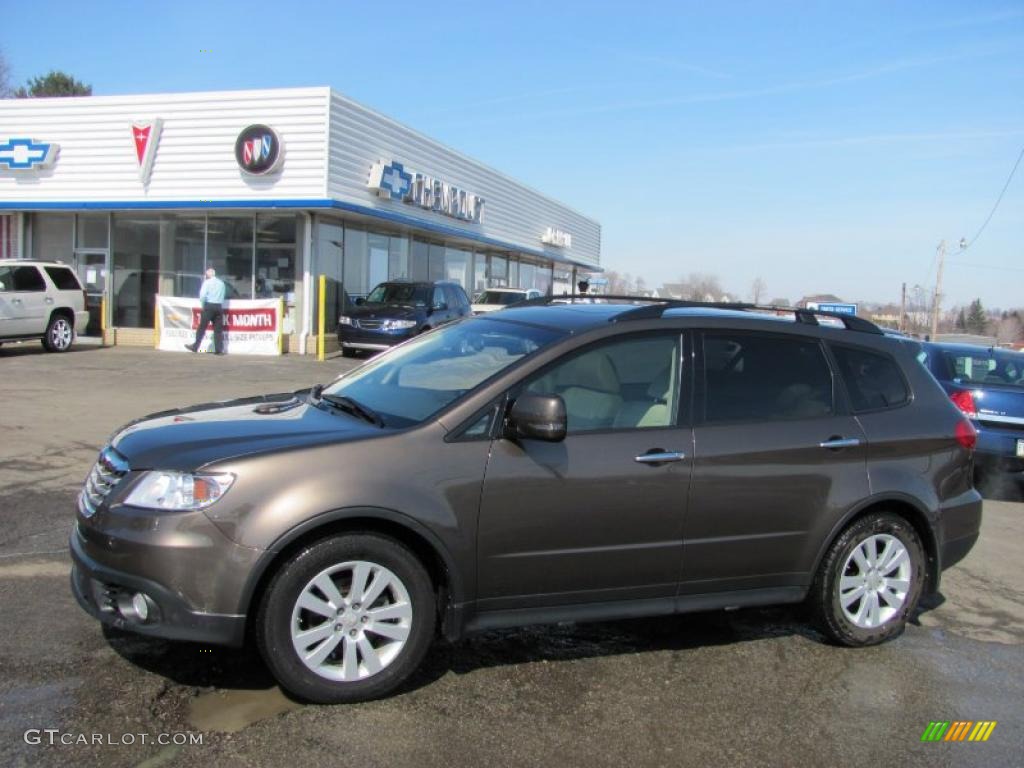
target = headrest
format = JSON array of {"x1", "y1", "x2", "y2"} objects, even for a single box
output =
[{"x1": 556, "y1": 352, "x2": 619, "y2": 393}]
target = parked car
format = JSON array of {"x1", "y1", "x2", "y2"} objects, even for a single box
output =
[
  {"x1": 920, "y1": 341, "x2": 1024, "y2": 482},
  {"x1": 471, "y1": 287, "x2": 543, "y2": 314},
  {"x1": 72, "y1": 299, "x2": 981, "y2": 704},
  {"x1": 337, "y1": 280, "x2": 471, "y2": 357},
  {"x1": 0, "y1": 259, "x2": 89, "y2": 352}
]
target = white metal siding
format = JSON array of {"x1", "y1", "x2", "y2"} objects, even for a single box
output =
[
  {"x1": 326, "y1": 93, "x2": 600, "y2": 267},
  {"x1": 0, "y1": 88, "x2": 329, "y2": 202}
]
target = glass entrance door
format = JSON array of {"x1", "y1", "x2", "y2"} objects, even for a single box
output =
[{"x1": 74, "y1": 251, "x2": 108, "y2": 336}]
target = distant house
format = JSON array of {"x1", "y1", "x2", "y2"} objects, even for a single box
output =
[{"x1": 796, "y1": 293, "x2": 845, "y2": 309}]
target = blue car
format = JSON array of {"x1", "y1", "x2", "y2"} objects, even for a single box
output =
[{"x1": 920, "y1": 342, "x2": 1024, "y2": 481}]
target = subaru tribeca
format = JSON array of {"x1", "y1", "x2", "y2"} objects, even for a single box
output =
[{"x1": 71, "y1": 299, "x2": 982, "y2": 704}]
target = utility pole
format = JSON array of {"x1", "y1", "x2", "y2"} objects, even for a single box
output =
[
  {"x1": 930, "y1": 240, "x2": 946, "y2": 340},
  {"x1": 899, "y1": 282, "x2": 907, "y2": 333}
]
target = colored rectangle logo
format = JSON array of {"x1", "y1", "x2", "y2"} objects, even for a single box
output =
[{"x1": 921, "y1": 721, "x2": 997, "y2": 742}]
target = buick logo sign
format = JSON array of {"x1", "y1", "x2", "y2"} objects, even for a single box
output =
[{"x1": 235, "y1": 124, "x2": 283, "y2": 175}]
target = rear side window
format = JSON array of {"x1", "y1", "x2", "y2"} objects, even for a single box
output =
[
  {"x1": 939, "y1": 351, "x2": 1024, "y2": 387},
  {"x1": 12, "y1": 266, "x2": 46, "y2": 292},
  {"x1": 44, "y1": 266, "x2": 82, "y2": 291},
  {"x1": 704, "y1": 333, "x2": 833, "y2": 422},
  {"x1": 832, "y1": 345, "x2": 910, "y2": 411}
]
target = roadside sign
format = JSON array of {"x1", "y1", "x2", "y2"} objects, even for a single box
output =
[
  {"x1": 587, "y1": 277, "x2": 609, "y2": 286},
  {"x1": 808, "y1": 301, "x2": 857, "y2": 316}
]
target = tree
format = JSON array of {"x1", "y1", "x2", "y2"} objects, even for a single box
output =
[
  {"x1": 15, "y1": 70, "x2": 91, "y2": 98},
  {"x1": 0, "y1": 51, "x2": 11, "y2": 98},
  {"x1": 750, "y1": 276, "x2": 767, "y2": 304},
  {"x1": 676, "y1": 272, "x2": 724, "y2": 301},
  {"x1": 965, "y1": 299, "x2": 988, "y2": 335}
]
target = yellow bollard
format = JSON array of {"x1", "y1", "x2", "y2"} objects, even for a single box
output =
[{"x1": 317, "y1": 275, "x2": 326, "y2": 362}]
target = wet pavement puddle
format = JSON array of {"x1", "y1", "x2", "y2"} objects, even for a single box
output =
[{"x1": 188, "y1": 686, "x2": 304, "y2": 733}]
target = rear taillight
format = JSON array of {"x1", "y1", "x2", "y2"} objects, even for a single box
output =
[
  {"x1": 955, "y1": 418, "x2": 978, "y2": 450},
  {"x1": 949, "y1": 389, "x2": 977, "y2": 417}
]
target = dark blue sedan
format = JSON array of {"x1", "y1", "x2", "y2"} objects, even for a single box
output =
[{"x1": 920, "y1": 342, "x2": 1024, "y2": 481}]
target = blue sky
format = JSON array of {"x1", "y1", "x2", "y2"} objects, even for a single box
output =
[{"x1": 3, "y1": 1, "x2": 1022, "y2": 308}]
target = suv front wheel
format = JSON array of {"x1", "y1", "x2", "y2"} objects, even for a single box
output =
[
  {"x1": 810, "y1": 512, "x2": 925, "y2": 646},
  {"x1": 256, "y1": 533, "x2": 436, "y2": 703},
  {"x1": 42, "y1": 313, "x2": 74, "y2": 352}
]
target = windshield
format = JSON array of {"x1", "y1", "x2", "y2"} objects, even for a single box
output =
[
  {"x1": 324, "y1": 318, "x2": 564, "y2": 427},
  {"x1": 365, "y1": 283, "x2": 429, "y2": 306},
  {"x1": 476, "y1": 290, "x2": 526, "y2": 305}
]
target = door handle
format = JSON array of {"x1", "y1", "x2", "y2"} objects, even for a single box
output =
[
  {"x1": 819, "y1": 437, "x2": 861, "y2": 449},
  {"x1": 635, "y1": 450, "x2": 686, "y2": 464},
  {"x1": 45, "y1": 297, "x2": 54, "y2": 304},
  {"x1": 11, "y1": 298, "x2": 21, "y2": 305}
]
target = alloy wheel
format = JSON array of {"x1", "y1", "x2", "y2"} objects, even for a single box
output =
[
  {"x1": 50, "y1": 318, "x2": 73, "y2": 350},
  {"x1": 838, "y1": 533, "x2": 911, "y2": 629},
  {"x1": 289, "y1": 560, "x2": 413, "y2": 682}
]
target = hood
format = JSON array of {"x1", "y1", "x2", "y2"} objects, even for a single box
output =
[
  {"x1": 348, "y1": 303, "x2": 423, "y2": 320},
  {"x1": 111, "y1": 394, "x2": 380, "y2": 471}
]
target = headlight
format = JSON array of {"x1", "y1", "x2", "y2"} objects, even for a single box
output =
[
  {"x1": 339, "y1": 315, "x2": 353, "y2": 326},
  {"x1": 124, "y1": 471, "x2": 235, "y2": 511},
  {"x1": 382, "y1": 319, "x2": 417, "y2": 330}
]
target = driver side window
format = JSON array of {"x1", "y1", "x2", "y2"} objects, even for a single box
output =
[{"x1": 525, "y1": 334, "x2": 682, "y2": 433}]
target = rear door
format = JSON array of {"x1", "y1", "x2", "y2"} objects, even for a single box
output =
[
  {"x1": 5, "y1": 266, "x2": 50, "y2": 335},
  {"x1": 683, "y1": 330, "x2": 869, "y2": 595}
]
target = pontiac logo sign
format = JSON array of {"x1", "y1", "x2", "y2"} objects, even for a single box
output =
[
  {"x1": 235, "y1": 124, "x2": 283, "y2": 175},
  {"x1": 131, "y1": 119, "x2": 162, "y2": 185},
  {"x1": 0, "y1": 138, "x2": 59, "y2": 170},
  {"x1": 369, "y1": 160, "x2": 485, "y2": 223}
]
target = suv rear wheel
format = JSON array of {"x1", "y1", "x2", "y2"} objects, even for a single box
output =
[
  {"x1": 810, "y1": 512, "x2": 925, "y2": 646},
  {"x1": 42, "y1": 313, "x2": 74, "y2": 352},
  {"x1": 256, "y1": 533, "x2": 436, "y2": 704}
]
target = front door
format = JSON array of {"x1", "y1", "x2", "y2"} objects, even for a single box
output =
[
  {"x1": 74, "y1": 251, "x2": 107, "y2": 335},
  {"x1": 682, "y1": 330, "x2": 869, "y2": 594},
  {"x1": 477, "y1": 332, "x2": 693, "y2": 610}
]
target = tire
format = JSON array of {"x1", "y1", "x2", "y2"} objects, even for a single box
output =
[
  {"x1": 809, "y1": 512, "x2": 925, "y2": 647},
  {"x1": 341, "y1": 347, "x2": 357, "y2": 358},
  {"x1": 42, "y1": 313, "x2": 74, "y2": 352},
  {"x1": 256, "y1": 533, "x2": 436, "y2": 704}
]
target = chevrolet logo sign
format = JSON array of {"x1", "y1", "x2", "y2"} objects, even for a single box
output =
[{"x1": 0, "y1": 138, "x2": 59, "y2": 170}]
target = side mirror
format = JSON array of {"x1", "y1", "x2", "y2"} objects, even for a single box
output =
[
  {"x1": 508, "y1": 394, "x2": 566, "y2": 442},
  {"x1": 355, "y1": 297, "x2": 365, "y2": 306}
]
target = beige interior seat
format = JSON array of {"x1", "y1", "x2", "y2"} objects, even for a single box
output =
[
  {"x1": 554, "y1": 352, "x2": 623, "y2": 430},
  {"x1": 614, "y1": 366, "x2": 673, "y2": 428}
]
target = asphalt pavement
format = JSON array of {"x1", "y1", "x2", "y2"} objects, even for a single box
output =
[{"x1": 0, "y1": 343, "x2": 1021, "y2": 768}]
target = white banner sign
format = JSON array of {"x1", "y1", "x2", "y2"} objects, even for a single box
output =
[{"x1": 156, "y1": 295, "x2": 283, "y2": 356}]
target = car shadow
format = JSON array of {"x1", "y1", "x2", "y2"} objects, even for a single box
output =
[
  {"x1": 0, "y1": 341, "x2": 105, "y2": 357},
  {"x1": 977, "y1": 472, "x2": 1024, "y2": 502},
  {"x1": 104, "y1": 596, "x2": 948, "y2": 707}
]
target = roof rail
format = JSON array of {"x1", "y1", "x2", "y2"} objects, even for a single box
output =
[{"x1": 511, "y1": 295, "x2": 883, "y2": 335}]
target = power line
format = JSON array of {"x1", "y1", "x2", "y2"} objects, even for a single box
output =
[{"x1": 961, "y1": 144, "x2": 1024, "y2": 253}]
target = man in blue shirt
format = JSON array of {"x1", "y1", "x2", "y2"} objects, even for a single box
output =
[{"x1": 185, "y1": 268, "x2": 227, "y2": 354}]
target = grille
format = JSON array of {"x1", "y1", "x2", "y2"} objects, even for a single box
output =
[
  {"x1": 356, "y1": 319, "x2": 384, "y2": 330},
  {"x1": 78, "y1": 447, "x2": 130, "y2": 518}
]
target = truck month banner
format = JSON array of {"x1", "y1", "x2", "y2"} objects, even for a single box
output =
[{"x1": 156, "y1": 296, "x2": 283, "y2": 356}]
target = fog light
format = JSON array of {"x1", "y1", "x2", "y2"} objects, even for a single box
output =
[{"x1": 116, "y1": 591, "x2": 154, "y2": 624}]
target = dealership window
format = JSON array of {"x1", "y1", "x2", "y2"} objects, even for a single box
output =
[
  {"x1": 519, "y1": 261, "x2": 535, "y2": 291},
  {"x1": 31, "y1": 214, "x2": 74, "y2": 263},
  {"x1": 427, "y1": 243, "x2": 445, "y2": 281},
  {"x1": 112, "y1": 215, "x2": 161, "y2": 328},
  {"x1": 389, "y1": 235, "x2": 409, "y2": 279},
  {"x1": 508, "y1": 257, "x2": 519, "y2": 289},
  {"x1": 255, "y1": 215, "x2": 296, "y2": 300},
  {"x1": 76, "y1": 214, "x2": 109, "y2": 250},
  {"x1": 444, "y1": 247, "x2": 470, "y2": 290},
  {"x1": 206, "y1": 215, "x2": 254, "y2": 299},
  {"x1": 473, "y1": 252, "x2": 488, "y2": 295},
  {"x1": 489, "y1": 254, "x2": 508, "y2": 286},
  {"x1": 410, "y1": 238, "x2": 429, "y2": 281}
]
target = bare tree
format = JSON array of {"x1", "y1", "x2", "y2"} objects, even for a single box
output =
[
  {"x1": 0, "y1": 51, "x2": 12, "y2": 98},
  {"x1": 750, "y1": 276, "x2": 767, "y2": 304},
  {"x1": 675, "y1": 272, "x2": 724, "y2": 301}
]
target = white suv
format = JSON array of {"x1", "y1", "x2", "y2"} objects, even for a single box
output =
[{"x1": 0, "y1": 260, "x2": 90, "y2": 352}]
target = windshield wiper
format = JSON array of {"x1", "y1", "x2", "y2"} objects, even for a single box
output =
[{"x1": 319, "y1": 393, "x2": 386, "y2": 428}]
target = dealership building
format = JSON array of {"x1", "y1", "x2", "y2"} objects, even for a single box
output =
[{"x1": 0, "y1": 87, "x2": 601, "y2": 352}]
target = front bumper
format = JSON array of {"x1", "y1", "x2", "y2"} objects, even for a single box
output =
[
  {"x1": 337, "y1": 325, "x2": 417, "y2": 349},
  {"x1": 70, "y1": 525, "x2": 247, "y2": 645},
  {"x1": 70, "y1": 527, "x2": 246, "y2": 646}
]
